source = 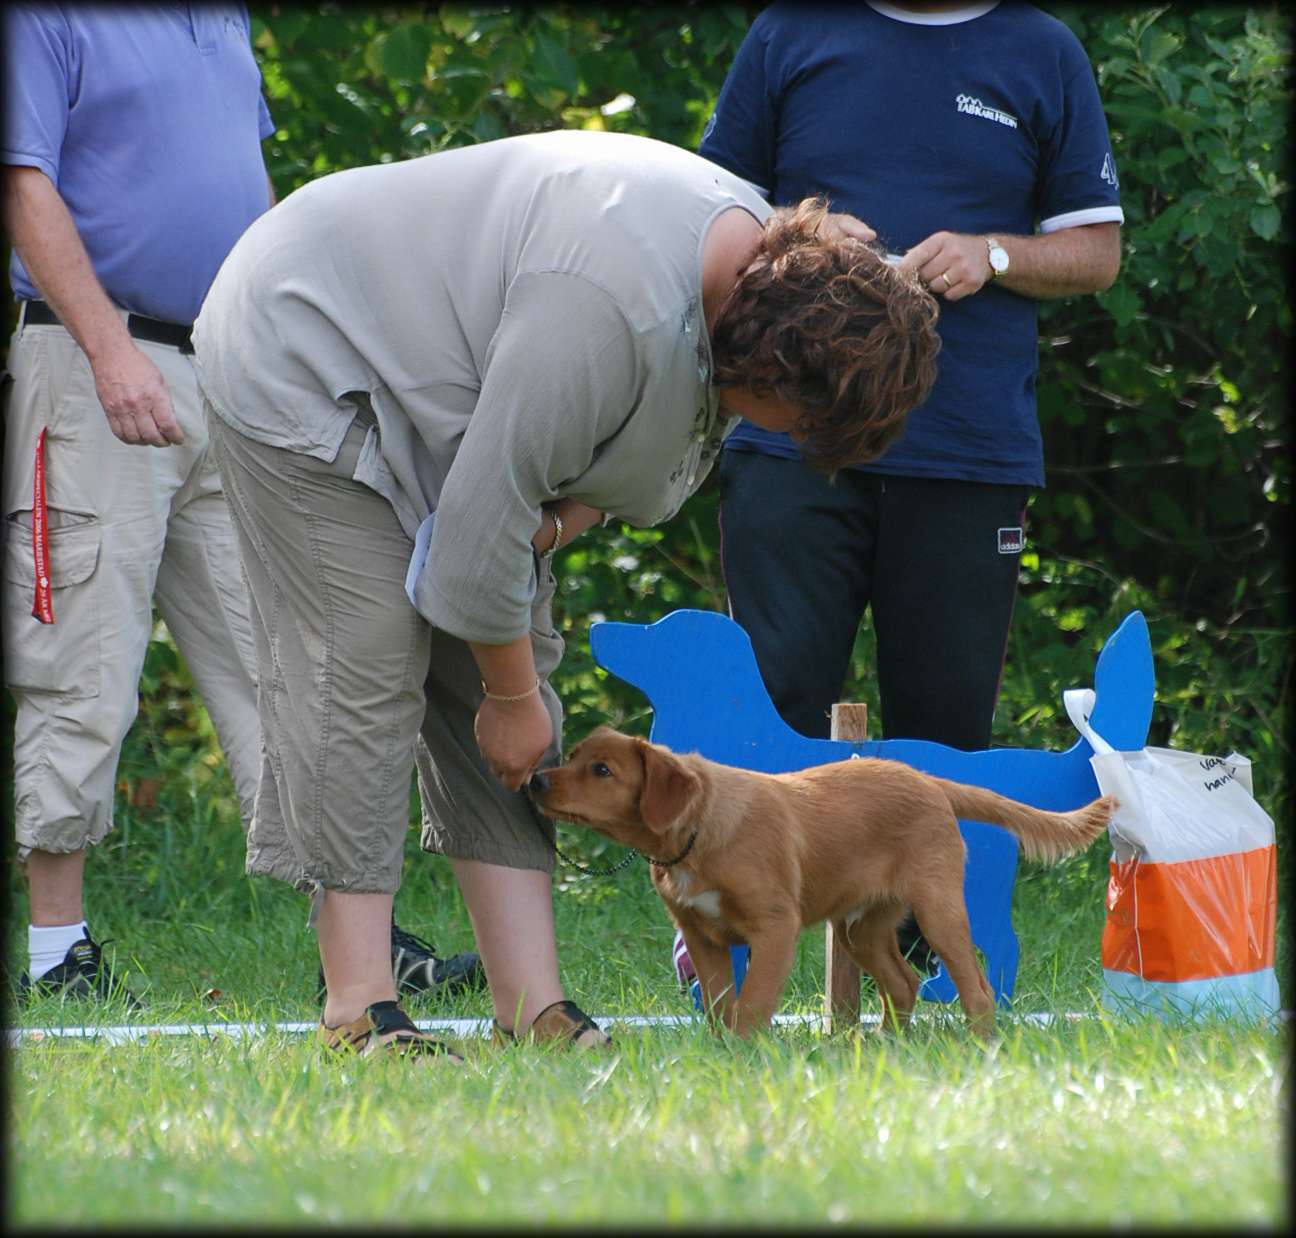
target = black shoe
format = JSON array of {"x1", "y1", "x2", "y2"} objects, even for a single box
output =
[
  {"x1": 16, "y1": 936, "x2": 143, "y2": 1011},
  {"x1": 390, "y1": 922, "x2": 487, "y2": 999},
  {"x1": 897, "y1": 915, "x2": 938, "y2": 977},
  {"x1": 315, "y1": 921, "x2": 487, "y2": 1003}
]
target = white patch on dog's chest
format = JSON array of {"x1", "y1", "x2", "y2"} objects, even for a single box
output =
[
  {"x1": 667, "y1": 871, "x2": 724, "y2": 919},
  {"x1": 683, "y1": 889, "x2": 723, "y2": 918}
]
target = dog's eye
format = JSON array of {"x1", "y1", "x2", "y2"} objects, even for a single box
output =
[{"x1": 591, "y1": 762, "x2": 612, "y2": 778}]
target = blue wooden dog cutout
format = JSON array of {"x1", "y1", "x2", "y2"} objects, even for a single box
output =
[{"x1": 590, "y1": 609, "x2": 1154, "y2": 1007}]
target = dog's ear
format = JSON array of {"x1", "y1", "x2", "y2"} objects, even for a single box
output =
[{"x1": 636, "y1": 740, "x2": 701, "y2": 833}]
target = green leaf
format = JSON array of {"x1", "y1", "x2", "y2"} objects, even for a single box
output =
[
  {"x1": 1147, "y1": 490, "x2": 1189, "y2": 535},
  {"x1": 438, "y1": 4, "x2": 476, "y2": 40},
  {"x1": 1144, "y1": 30, "x2": 1183, "y2": 66},
  {"x1": 532, "y1": 28, "x2": 580, "y2": 97},
  {"x1": 1249, "y1": 204, "x2": 1281, "y2": 240},
  {"x1": 1097, "y1": 282, "x2": 1142, "y2": 327},
  {"x1": 470, "y1": 109, "x2": 506, "y2": 143},
  {"x1": 376, "y1": 23, "x2": 431, "y2": 85},
  {"x1": 1153, "y1": 64, "x2": 1182, "y2": 106},
  {"x1": 1056, "y1": 608, "x2": 1088, "y2": 633},
  {"x1": 267, "y1": 11, "x2": 308, "y2": 49},
  {"x1": 1184, "y1": 434, "x2": 1221, "y2": 469}
]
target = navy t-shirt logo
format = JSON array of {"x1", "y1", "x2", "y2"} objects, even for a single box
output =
[{"x1": 955, "y1": 93, "x2": 1018, "y2": 130}]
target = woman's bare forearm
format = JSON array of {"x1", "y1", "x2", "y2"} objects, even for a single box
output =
[
  {"x1": 470, "y1": 635, "x2": 538, "y2": 698},
  {"x1": 532, "y1": 498, "x2": 604, "y2": 555}
]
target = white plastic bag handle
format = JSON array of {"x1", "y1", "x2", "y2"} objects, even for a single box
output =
[
  {"x1": 1064, "y1": 686, "x2": 1143, "y2": 859},
  {"x1": 1063, "y1": 687, "x2": 1115, "y2": 755}
]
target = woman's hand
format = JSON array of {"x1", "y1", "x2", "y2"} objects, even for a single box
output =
[
  {"x1": 473, "y1": 690, "x2": 553, "y2": 791},
  {"x1": 817, "y1": 212, "x2": 876, "y2": 244}
]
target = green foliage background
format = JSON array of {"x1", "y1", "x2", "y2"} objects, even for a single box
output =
[
  {"x1": 4, "y1": 5, "x2": 1290, "y2": 980},
  {"x1": 241, "y1": 2, "x2": 1292, "y2": 733}
]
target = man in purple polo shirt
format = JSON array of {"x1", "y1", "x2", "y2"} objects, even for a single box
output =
[{"x1": 1, "y1": 4, "x2": 482, "y2": 1007}]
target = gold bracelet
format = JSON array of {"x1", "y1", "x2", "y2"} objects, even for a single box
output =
[
  {"x1": 481, "y1": 678, "x2": 541, "y2": 703},
  {"x1": 542, "y1": 508, "x2": 564, "y2": 566}
]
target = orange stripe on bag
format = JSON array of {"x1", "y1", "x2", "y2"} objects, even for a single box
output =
[
  {"x1": 31, "y1": 427, "x2": 54, "y2": 625},
  {"x1": 1102, "y1": 845, "x2": 1276, "y2": 982}
]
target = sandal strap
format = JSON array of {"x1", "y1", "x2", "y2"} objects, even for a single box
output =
[
  {"x1": 529, "y1": 999, "x2": 611, "y2": 1047},
  {"x1": 366, "y1": 1000, "x2": 419, "y2": 1037},
  {"x1": 319, "y1": 1000, "x2": 461, "y2": 1059},
  {"x1": 319, "y1": 1012, "x2": 377, "y2": 1053},
  {"x1": 492, "y1": 1001, "x2": 612, "y2": 1049},
  {"x1": 379, "y1": 1030, "x2": 461, "y2": 1059},
  {"x1": 491, "y1": 1020, "x2": 517, "y2": 1046}
]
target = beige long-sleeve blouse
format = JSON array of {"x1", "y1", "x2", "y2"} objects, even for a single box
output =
[{"x1": 193, "y1": 130, "x2": 770, "y2": 644}]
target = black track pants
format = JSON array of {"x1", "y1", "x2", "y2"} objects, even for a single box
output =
[{"x1": 717, "y1": 450, "x2": 1031, "y2": 750}]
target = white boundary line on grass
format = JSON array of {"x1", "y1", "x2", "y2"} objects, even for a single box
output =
[{"x1": 6, "y1": 1010, "x2": 1098, "y2": 1046}]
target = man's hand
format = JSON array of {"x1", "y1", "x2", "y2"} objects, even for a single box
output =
[
  {"x1": 897, "y1": 231, "x2": 991, "y2": 301},
  {"x1": 818, "y1": 211, "x2": 877, "y2": 245},
  {"x1": 474, "y1": 691, "x2": 554, "y2": 791},
  {"x1": 91, "y1": 338, "x2": 185, "y2": 446}
]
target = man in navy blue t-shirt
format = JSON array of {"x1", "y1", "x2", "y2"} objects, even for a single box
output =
[{"x1": 681, "y1": 0, "x2": 1122, "y2": 978}]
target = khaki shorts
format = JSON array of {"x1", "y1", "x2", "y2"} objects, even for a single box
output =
[
  {"x1": 2, "y1": 315, "x2": 260, "y2": 858},
  {"x1": 206, "y1": 403, "x2": 562, "y2": 898}
]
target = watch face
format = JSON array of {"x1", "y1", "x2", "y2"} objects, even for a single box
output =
[{"x1": 990, "y1": 246, "x2": 1009, "y2": 273}]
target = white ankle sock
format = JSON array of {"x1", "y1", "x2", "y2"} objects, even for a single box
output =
[{"x1": 29, "y1": 922, "x2": 90, "y2": 980}]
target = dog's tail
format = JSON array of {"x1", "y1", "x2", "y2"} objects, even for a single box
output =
[{"x1": 932, "y1": 780, "x2": 1115, "y2": 865}]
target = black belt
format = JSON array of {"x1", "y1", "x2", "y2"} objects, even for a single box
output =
[{"x1": 21, "y1": 299, "x2": 194, "y2": 354}]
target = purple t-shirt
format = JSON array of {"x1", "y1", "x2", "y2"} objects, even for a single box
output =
[{"x1": 3, "y1": 3, "x2": 275, "y2": 325}]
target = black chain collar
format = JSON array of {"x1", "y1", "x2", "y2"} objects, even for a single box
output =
[
  {"x1": 548, "y1": 833, "x2": 640, "y2": 878},
  {"x1": 529, "y1": 803, "x2": 700, "y2": 878},
  {"x1": 645, "y1": 827, "x2": 700, "y2": 869}
]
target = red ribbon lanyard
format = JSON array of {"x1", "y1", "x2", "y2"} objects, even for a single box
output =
[{"x1": 32, "y1": 427, "x2": 54, "y2": 624}]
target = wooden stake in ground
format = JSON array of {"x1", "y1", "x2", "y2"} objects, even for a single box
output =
[{"x1": 824, "y1": 702, "x2": 868, "y2": 1033}]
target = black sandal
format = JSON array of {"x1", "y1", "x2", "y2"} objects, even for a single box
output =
[
  {"x1": 492, "y1": 998, "x2": 613, "y2": 1050},
  {"x1": 319, "y1": 1000, "x2": 465, "y2": 1062}
]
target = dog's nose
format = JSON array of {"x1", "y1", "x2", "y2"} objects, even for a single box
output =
[{"x1": 528, "y1": 770, "x2": 550, "y2": 796}]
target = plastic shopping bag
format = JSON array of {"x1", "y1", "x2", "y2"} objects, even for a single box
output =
[{"x1": 1064, "y1": 689, "x2": 1279, "y2": 1023}]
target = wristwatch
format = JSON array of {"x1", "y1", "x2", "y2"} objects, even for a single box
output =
[{"x1": 985, "y1": 236, "x2": 1010, "y2": 281}]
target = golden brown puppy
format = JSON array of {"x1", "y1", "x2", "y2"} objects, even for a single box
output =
[{"x1": 530, "y1": 726, "x2": 1114, "y2": 1039}]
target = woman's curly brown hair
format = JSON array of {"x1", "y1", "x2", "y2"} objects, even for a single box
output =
[{"x1": 710, "y1": 197, "x2": 941, "y2": 474}]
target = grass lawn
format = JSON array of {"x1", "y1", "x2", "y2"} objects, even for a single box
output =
[
  {"x1": 6, "y1": 794, "x2": 1288, "y2": 1230},
  {"x1": 10, "y1": 1011, "x2": 1283, "y2": 1228},
  {"x1": 7, "y1": 803, "x2": 1285, "y2": 1228}
]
